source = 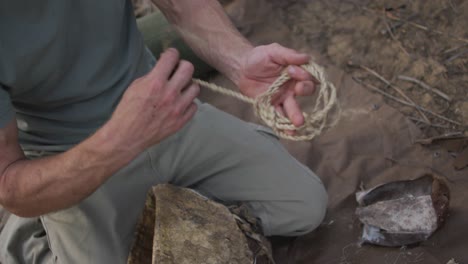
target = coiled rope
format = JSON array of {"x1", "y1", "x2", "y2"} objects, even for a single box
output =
[{"x1": 193, "y1": 61, "x2": 340, "y2": 141}]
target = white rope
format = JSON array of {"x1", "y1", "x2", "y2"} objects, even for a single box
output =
[{"x1": 193, "y1": 61, "x2": 340, "y2": 141}]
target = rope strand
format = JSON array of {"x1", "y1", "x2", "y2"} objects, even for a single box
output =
[{"x1": 193, "y1": 61, "x2": 340, "y2": 141}]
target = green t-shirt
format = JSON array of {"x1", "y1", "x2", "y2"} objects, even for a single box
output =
[{"x1": 0, "y1": 0, "x2": 153, "y2": 151}]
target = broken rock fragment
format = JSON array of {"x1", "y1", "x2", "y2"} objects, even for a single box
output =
[{"x1": 355, "y1": 174, "x2": 450, "y2": 247}]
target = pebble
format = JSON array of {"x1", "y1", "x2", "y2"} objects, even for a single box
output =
[{"x1": 421, "y1": 93, "x2": 433, "y2": 107}]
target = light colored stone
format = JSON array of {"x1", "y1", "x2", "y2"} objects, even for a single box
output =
[{"x1": 356, "y1": 175, "x2": 450, "y2": 247}]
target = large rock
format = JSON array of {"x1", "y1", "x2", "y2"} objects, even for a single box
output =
[{"x1": 128, "y1": 184, "x2": 254, "y2": 264}]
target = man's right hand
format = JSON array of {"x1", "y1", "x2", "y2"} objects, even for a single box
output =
[
  {"x1": 105, "y1": 48, "x2": 199, "y2": 155},
  {"x1": 0, "y1": 48, "x2": 199, "y2": 217}
]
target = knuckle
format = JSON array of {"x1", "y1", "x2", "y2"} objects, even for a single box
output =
[
  {"x1": 162, "y1": 91, "x2": 177, "y2": 104},
  {"x1": 191, "y1": 84, "x2": 200, "y2": 96},
  {"x1": 190, "y1": 103, "x2": 198, "y2": 115},
  {"x1": 185, "y1": 104, "x2": 197, "y2": 118},
  {"x1": 271, "y1": 42, "x2": 281, "y2": 49},
  {"x1": 306, "y1": 82, "x2": 315, "y2": 91},
  {"x1": 179, "y1": 60, "x2": 195, "y2": 75},
  {"x1": 160, "y1": 48, "x2": 179, "y2": 61},
  {"x1": 171, "y1": 107, "x2": 182, "y2": 117},
  {"x1": 129, "y1": 76, "x2": 148, "y2": 91},
  {"x1": 151, "y1": 78, "x2": 164, "y2": 89},
  {"x1": 163, "y1": 48, "x2": 178, "y2": 57}
]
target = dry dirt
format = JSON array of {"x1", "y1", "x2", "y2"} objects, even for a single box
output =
[{"x1": 270, "y1": 0, "x2": 467, "y2": 137}]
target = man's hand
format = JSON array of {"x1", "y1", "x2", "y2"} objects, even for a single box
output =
[
  {"x1": 237, "y1": 44, "x2": 317, "y2": 128},
  {"x1": 105, "y1": 48, "x2": 199, "y2": 156},
  {"x1": 0, "y1": 48, "x2": 200, "y2": 217},
  {"x1": 153, "y1": 1, "x2": 315, "y2": 127}
]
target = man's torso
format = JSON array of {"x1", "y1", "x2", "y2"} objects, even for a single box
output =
[{"x1": 0, "y1": 0, "x2": 152, "y2": 150}]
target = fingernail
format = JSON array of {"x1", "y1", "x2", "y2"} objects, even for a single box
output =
[{"x1": 288, "y1": 66, "x2": 296, "y2": 75}]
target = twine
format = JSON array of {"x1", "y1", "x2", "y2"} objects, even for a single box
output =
[{"x1": 193, "y1": 61, "x2": 339, "y2": 141}]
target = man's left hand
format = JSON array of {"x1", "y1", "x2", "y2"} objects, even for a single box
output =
[{"x1": 237, "y1": 43, "x2": 317, "y2": 128}]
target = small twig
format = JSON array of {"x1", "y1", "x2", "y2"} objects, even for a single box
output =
[
  {"x1": 354, "y1": 77, "x2": 408, "y2": 104},
  {"x1": 349, "y1": 62, "x2": 431, "y2": 123},
  {"x1": 362, "y1": 7, "x2": 468, "y2": 44},
  {"x1": 380, "y1": 20, "x2": 405, "y2": 35},
  {"x1": 445, "y1": 49, "x2": 468, "y2": 63},
  {"x1": 447, "y1": 0, "x2": 458, "y2": 13},
  {"x1": 415, "y1": 132, "x2": 464, "y2": 144},
  {"x1": 398, "y1": 75, "x2": 452, "y2": 102},
  {"x1": 411, "y1": 252, "x2": 425, "y2": 263},
  {"x1": 442, "y1": 44, "x2": 468, "y2": 54},
  {"x1": 340, "y1": 243, "x2": 356, "y2": 264},
  {"x1": 408, "y1": 117, "x2": 451, "y2": 129},
  {"x1": 385, "y1": 12, "x2": 468, "y2": 44},
  {"x1": 385, "y1": 157, "x2": 455, "y2": 184},
  {"x1": 381, "y1": 12, "x2": 410, "y2": 56},
  {"x1": 353, "y1": 77, "x2": 463, "y2": 126},
  {"x1": 393, "y1": 252, "x2": 403, "y2": 264}
]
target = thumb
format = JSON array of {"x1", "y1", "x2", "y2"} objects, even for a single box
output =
[{"x1": 269, "y1": 43, "x2": 310, "y2": 66}]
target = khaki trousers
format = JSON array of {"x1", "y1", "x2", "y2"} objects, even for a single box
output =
[{"x1": 0, "y1": 103, "x2": 327, "y2": 264}]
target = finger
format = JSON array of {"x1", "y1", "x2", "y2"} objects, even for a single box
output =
[
  {"x1": 287, "y1": 66, "x2": 314, "y2": 81},
  {"x1": 275, "y1": 105, "x2": 295, "y2": 136},
  {"x1": 178, "y1": 83, "x2": 200, "y2": 111},
  {"x1": 151, "y1": 48, "x2": 180, "y2": 80},
  {"x1": 269, "y1": 43, "x2": 310, "y2": 66},
  {"x1": 283, "y1": 95, "x2": 304, "y2": 127},
  {"x1": 271, "y1": 85, "x2": 294, "y2": 105},
  {"x1": 168, "y1": 60, "x2": 194, "y2": 91},
  {"x1": 178, "y1": 103, "x2": 198, "y2": 127},
  {"x1": 294, "y1": 81, "x2": 316, "y2": 96}
]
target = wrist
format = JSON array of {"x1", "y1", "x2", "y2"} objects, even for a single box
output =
[
  {"x1": 225, "y1": 42, "x2": 254, "y2": 86},
  {"x1": 82, "y1": 121, "x2": 142, "y2": 170}
]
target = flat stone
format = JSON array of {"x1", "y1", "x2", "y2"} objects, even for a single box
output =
[{"x1": 355, "y1": 174, "x2": 450, "y2": 247}]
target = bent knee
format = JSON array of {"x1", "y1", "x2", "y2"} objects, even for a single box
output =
[
  {"x1": 264, "y1": 179, "x2": 328, "y2": 236},
  {"x1": 289, "y1": 182, "x2": 328, "y2": 236}
]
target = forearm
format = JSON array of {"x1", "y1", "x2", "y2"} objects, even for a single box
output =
[
  {"x1": 0, "y1": 124, "x2": 138, "y2": 217},
  {"x1": 152, "y1": 0, "x2": 253, "y2": 84},
  {"x1": 0, "y1": 47, "x2": 198, "y2": 218}
]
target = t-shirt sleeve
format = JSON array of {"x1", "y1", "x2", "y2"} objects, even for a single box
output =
[{"x1": 0, "y1": 86, "x2": 14, "y2": 128}]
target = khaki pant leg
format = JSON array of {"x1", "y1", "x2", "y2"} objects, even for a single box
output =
[
  {"x1": 0, "y1": 216, "x2": 53, "y2": 264},
  {"x1": 147, "y1": 103, "x2": 328, "y2": 236}
]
